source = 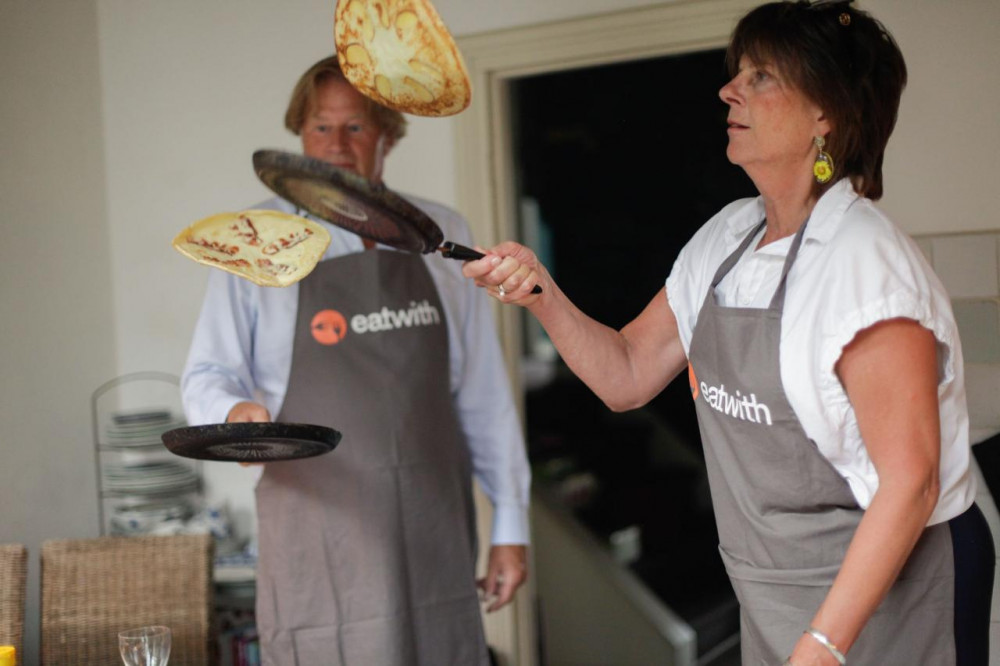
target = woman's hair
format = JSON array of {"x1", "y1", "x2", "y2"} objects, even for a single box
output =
[
  {"x1": 726, "y1": 1, "x2": 907, "y2": 199},
  {"x1": 284, "y1": 56, "x2": 408, "y2": 143}
]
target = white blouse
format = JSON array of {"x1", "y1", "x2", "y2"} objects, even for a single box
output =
[{"x1": 666, "y1": 179, "x2": 975, "y2": 525}]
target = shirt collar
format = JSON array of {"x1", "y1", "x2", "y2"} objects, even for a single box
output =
[{"x1": 723, "y1": 178, "x2": 861, "y2": 247}]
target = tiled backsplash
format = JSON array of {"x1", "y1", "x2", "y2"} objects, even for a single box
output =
[{"x1": 914, "y1": 231, "x2": 1000, "y2": 444}]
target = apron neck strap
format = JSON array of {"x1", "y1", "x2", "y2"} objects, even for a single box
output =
[
  {"x1": 768, "y1": 216, "x2": 810, "y2": 311},
  {"x1": 710, "y1": 219, "x2": 767, "y2": 289},
  {"x1": 708, "y1": 216, "x2": 811, "y2": 312}
]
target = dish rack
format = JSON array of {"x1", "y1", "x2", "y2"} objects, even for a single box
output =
[{"x1": 91, "y1": 371, "x2": 203, "y2": 536}]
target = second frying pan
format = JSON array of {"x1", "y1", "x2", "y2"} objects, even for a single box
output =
[
  {"x1": 253, "y1": 149, "x2": 541, "y2": 293},
  {"x1": 162, "y1": 422, "x2": 341, "y2": 462}
]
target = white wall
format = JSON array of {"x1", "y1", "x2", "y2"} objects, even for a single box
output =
[
  {"x1": 869, "y1": 0, "x2": 1000, "y2": 234},
  {"x1": 2, "y1": 0, "x2": 998, "y2": 663},
  {"x1": 1, "y1": 4, "x2": 116, "y2": 664}
]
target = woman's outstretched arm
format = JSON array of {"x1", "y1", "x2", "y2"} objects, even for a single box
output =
[{"x1": 463, "y1": 241, "x2": 688, "y2": 411}]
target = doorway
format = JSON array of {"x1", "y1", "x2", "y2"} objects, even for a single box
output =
[{"x1": 511, "y1": 49, "x2": 755, "y2": 665}]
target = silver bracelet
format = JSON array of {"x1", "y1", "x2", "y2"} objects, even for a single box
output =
[{"x1": 805, "y1": 627, "x2": 847, "y2": 665}]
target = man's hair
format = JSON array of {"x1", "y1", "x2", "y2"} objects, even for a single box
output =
[{"x1": 284, "y1": 55, "x2": 408, "y2": 143}]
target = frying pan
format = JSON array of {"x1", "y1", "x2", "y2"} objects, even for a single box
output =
[
  {"x1": 162, "y1": 422, "x2": 341, "y2": 462},
  {"x1": 253, "y1": 149, "x2": 541, "y2": 293}
]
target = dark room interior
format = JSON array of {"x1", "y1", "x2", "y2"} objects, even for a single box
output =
[{"x1": 511, "y1": 48, "x2": 758, "y2": 663}]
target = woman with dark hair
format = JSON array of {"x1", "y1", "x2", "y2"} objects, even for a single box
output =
[{"x1": 464, "y1": 1, "x2": 994, "y2": 663}]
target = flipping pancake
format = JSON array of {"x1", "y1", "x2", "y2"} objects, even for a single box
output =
[
  {"x1": 335, "y1": 0, "x2": 471, "y2": 117},
  {"x1": 172, "y1": 210, "x2": 331, "y2": 287}
]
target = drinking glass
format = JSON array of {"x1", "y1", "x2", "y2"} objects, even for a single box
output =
[{"x1": 118, "y1": 625, "x2": 171, "y2": 666}]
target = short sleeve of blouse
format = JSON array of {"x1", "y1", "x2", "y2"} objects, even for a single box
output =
[{"x1": 812, "y1": 205, "x2": 959, "y2": 398}]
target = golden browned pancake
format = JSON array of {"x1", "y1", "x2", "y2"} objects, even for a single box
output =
[
  {"x1": 172, "y1": 210, "x2": 331, "y2": 287},
  {"x1": 335, "y1": 0, "x2": 471, "y2": 117}
]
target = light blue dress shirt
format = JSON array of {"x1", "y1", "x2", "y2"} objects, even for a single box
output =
[{"x1": 181, "y1": 194, "x2": 531, "y2": 545}]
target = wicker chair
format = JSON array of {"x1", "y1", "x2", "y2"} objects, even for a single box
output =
[
  {"x1": 0, "y1": 543, "x2": 28, "y2": 661},
  {"x1": 41, "y1": 534, "x2": 213, "y2": 666}
]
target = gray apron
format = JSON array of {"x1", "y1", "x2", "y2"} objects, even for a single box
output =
[
  {"x1": 686, "y1": 220, "x2": 957, "y2": 664},
  {"x1": 255, "y1": 249, "x2": 488, "y2": 666}
]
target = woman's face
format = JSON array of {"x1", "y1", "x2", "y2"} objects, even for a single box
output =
[{"x1": 719, "y1": 56, "x2": 830, "y2": 179}]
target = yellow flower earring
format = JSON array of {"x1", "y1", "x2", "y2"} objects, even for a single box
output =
[{"x1": 813, "y1": 136, "x2": 835, "y2": 184}]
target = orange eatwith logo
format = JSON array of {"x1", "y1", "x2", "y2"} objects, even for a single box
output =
[
  {"x1": 311, "y1": 309, "x2": 348, "y2": 345},
  {"x1": 688, "y1": 363, "x2": 700, "y2": 400}
]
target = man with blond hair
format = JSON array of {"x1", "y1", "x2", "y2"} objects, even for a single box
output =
[{"x1": 182, "y1": 55, "x2": 530, "y2": 666}]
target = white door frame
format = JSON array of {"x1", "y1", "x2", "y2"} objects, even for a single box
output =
[{"x1": 454, "y1": 2, "x2": 758, "y2": 663}]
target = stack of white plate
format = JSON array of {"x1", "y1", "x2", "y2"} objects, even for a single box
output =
[
  {"x1": 101, "y1": 408, "x2": 200, "y2": 535},
  {"x1": 102, "y1": 460, "x2": 200, "y2": 496},
  {"x1": 104, "y1": 409, "x2": 186, "y2": 449}
]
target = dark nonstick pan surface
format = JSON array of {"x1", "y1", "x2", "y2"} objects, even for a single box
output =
[
  {"x1": 162, "y1": 422, "x2": 341, "y2": 462},
  {"x1": 253, "y1": 149, "x2": 540, "y2": 292}
]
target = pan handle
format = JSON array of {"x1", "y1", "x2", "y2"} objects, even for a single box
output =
[
  {"x1": 439, "y1": 242, "x2": 543, "y2": 294},
  {"x1": 439, "y1": 241, "x2": 485, "y2": 261}
]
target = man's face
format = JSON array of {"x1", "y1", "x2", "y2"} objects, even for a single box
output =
[{"x1": 300, "y1": 77, "x2": 393, "y2": 183}]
